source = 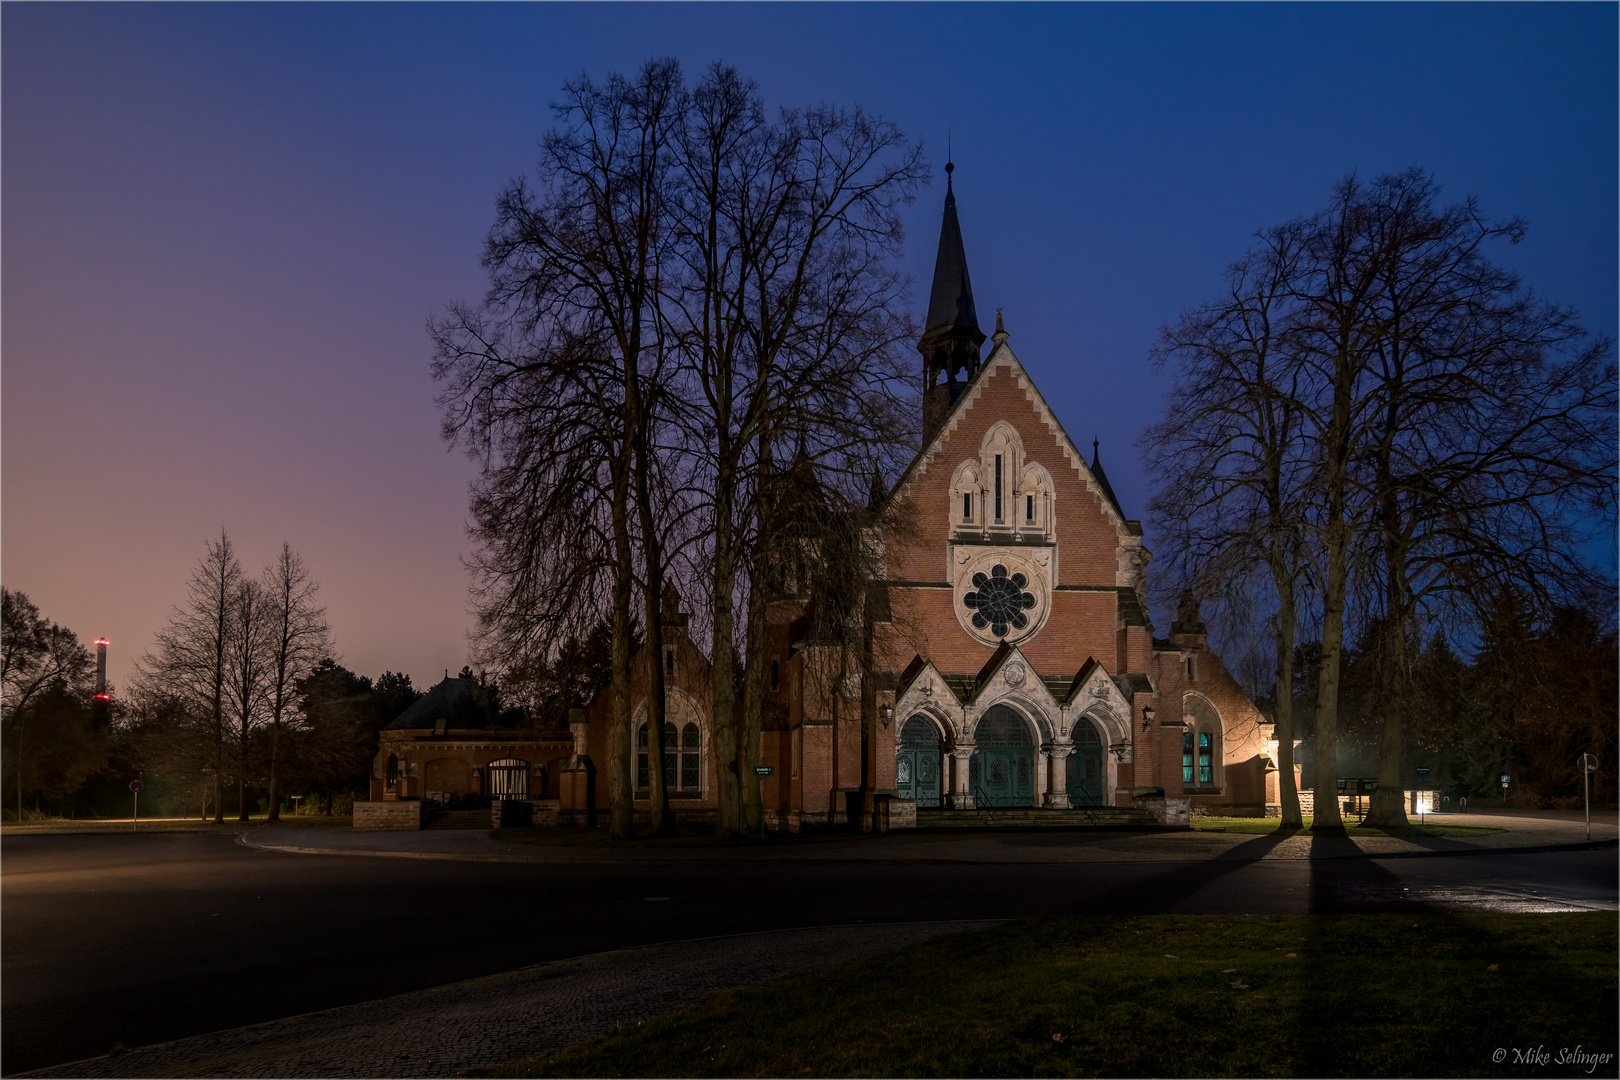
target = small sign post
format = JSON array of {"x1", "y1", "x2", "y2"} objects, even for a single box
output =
[
  {"x1": 754, "y1": 765, "x2": 773, "y2": 777},
  {"x1": 1578, "y1": 753, "x2": 1599, "y2": 840},
  {"x1": 129, "y1": 779, "x2": 143, "y2": 831}
]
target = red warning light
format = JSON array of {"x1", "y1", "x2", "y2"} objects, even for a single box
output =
[
  {"x1": 95, "y1": 638, "x2": 109, "y2": 647},
  {"x1": 94, "y1": 693, "x2": 111, "y2": 701}
]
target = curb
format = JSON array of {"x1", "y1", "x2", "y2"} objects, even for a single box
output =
[{"x1": 237, "y1": 831, "x2": 1618, "y2": 866}]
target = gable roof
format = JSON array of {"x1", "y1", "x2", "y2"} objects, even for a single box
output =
[{"x1": 891, "y1": 341, "x2": 1132, "y2": 533}]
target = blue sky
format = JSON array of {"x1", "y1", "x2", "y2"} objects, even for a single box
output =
[{"x1": 5, "y1": 3, "x2": 1614, "y2": 687}]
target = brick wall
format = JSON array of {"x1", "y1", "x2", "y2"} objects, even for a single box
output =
[{"x1": 353, "y1": 800, "x2": 422, "y2": 831}]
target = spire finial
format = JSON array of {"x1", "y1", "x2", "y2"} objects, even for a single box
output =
[
  {"x1": 945, "y1": 133, "x2": 954, "y2": 192},
  {"x1": 992, "y1": 307, "x2": 1008, "y2": 346},
  {"x1": 1093, "y1": 437, "x2": 1100, "y2": 462}
]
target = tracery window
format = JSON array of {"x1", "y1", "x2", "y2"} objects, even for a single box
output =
[
  {"x1": 1182, "y1": 730, "x2": 1194, "y2": 784},
  {"x1": 638, "y1": 721, "x2": 701, "y2": 793},
  {"x1": 963, "y1": 564, "x2": 1036, "y2": 637},
  {"x1": 1197, "y1": 731, "x2": 1214, "y2": 785}
]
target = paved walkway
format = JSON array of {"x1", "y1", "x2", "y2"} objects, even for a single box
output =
[
  {"x1": 242, "y1": 811, "x2": 1617, "y2": 866},
  {"x1": 20, "y1": 921, "x2": 990, "y2": 1079}
]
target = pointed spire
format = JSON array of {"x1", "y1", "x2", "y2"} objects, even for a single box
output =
[
  {"x1": 1089, "y1": 439, "x2": 1127, "y2": 521},
  {"x1": 867, "y1": 464, "x2": 887, "y2": 511},
  {"x1": 992, "y1": 308, "x2": 1008, "y2": 347},
  {"x1": 921, "y1": 163, "x2": 982, "y2": 347}
]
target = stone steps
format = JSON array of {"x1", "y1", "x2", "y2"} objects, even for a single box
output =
[{"x1": 917, "y1": 807, "x2": 1161, "y2": 830}]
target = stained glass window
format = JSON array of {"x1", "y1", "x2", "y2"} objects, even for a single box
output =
[
  {"x1": 681, "y1": 722, "x2": 700, "y2": 788},
  {"x1": 963, "y1": 564, "x2": 1036, "y2": 638},
  {"x1": 1182, "y1": 729, "x2": 1194, "y2": 784},
  {"x1": 1198, "y1": 731, "x2": 1213, "y2": 784}
]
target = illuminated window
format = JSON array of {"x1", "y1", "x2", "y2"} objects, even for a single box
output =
[
  {"x1": 1198, "y1": 732, "x2": 1213, "y2": 784},
  {"x1": 1182, "y1": 730, "x2": 1193, "y2": 784}
]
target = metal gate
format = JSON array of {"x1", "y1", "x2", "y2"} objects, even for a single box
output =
[{"x1": 486, "y1": 758, "x2": 530, "y2": 800}]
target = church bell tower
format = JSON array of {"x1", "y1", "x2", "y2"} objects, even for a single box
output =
[{"x1": 919, "y1": 161, "x2": 986, "y2": 444}]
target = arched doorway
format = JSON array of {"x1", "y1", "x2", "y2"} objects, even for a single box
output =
[
  {"x1": 970, "y1": 705, "x2": 1034, "y2": 807},
  {"x1": 1066, "y1": 717, "x2": 1105, "y2": 807},
  {"x1": 896, "y1": 716, "x2": 942, "y2": 808}
]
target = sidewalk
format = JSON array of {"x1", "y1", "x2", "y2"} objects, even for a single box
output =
[{"x1": 242, "y1": 811, "x2": 1617, "y2": 865}]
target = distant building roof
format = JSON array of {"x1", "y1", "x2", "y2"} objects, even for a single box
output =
[{"x1": 383, "y1": 676, "x2": 504, "y2": 731}]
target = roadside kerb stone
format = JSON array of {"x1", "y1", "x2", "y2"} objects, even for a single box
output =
[
  {"x1": 19, "y1": 921, "x2": 994, "y2": 1080},
  {"x1": 240, "y1": 813, "x2": 1618, "y2": 866}
]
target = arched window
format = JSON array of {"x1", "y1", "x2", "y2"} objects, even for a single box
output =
[
  {"x1": 386, "y1": 754, "x2": 399, "y2": 790},
  {"x1": 1182, "y1": 730, "x2": 1194, "y2": 785},
  {"x1": 639, "y1": 721, "x2": 702, "y2": 793},
  {"x1": 1197, "y1": 731, "x2": 1214, "y2": 785},
  {"x1": 1183, "y1": 694, "x2": 1223, "y2": 789},
  {"x1": 681, "y1": 722, "x2": 701, "y2": 788}
]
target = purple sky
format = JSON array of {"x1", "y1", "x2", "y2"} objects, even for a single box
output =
[{"x1": 5, "y1": 4, "x2": 1615, "y2": 692}]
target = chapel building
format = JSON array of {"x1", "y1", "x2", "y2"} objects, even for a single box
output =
[{"x1": 567, "y1": 166, "x2": 1281, "y2": 828}]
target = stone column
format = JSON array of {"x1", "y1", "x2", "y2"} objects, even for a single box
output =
[
  {"x1": 1034, "y1": 748, "x2": 1049, "y2": 807},
  {"x1": 952, "y1": 747, "x2": 976, "y2": 809},
  {"x1": 1043, "y1": 744, "x2": 1073, "y2": 808}
]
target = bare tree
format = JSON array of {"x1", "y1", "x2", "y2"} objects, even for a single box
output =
[
  {"x1": 435, "y1": 59, "x2": 683, "y2": 840},
  {"x1": 1147, "y1": 223, "x2": 1318, "y2": 827},
  {"x1": 665, "y1": 65, "x2": 923, "y2": 837},
  {"x1": 261, "y1": 544, "x2": 331, "y2": 824},
  {"x1": 136, "y1": 530, "x2": 241, "y2": 823},
  {"x1": 223, "y1": 577, "x2": 274, "y2": 821}
]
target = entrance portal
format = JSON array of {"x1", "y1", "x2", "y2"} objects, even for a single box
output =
[
  {"x1": 1066, "y1": 718, "x2": 1105, "y2": 807},
  {"x1": 970, "y1": 706, "x2": 1034, "y2": 807},
  {"x1": 896, "y1": 716, "x2": 942, "y2": 808}
]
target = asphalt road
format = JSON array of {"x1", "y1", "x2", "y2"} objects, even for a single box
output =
[{"x1": 3, "y1": 831, "x2": 1615, "y2": 1075}]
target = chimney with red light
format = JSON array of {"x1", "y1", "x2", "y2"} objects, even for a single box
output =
[{"x1": 95, "y1": 638, "x2": 109, "y2": 699}]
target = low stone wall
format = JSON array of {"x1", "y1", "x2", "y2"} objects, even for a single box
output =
[
  {"x1": 353, "y1": 800, "x2": 422, "y2": 831},
  {"x1": 878, "y1": 797, "x2": 917, "y2": 831},
  {"x1": 492, "y1": 799, "x2": 561, "y2": 828},
  {"x1": 1133, "y1": 795, "x2": 1191, "y2": 827}
]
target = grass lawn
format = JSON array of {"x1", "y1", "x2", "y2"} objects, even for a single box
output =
[
  {"x1": 1190, "y1": 815, "x2": 1503, "y2": 838},
  {"x1": 480, "y1": 913, "x2": 1617, "y2": 1078}
]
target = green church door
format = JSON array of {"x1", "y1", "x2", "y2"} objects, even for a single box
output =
[
  {"x1": 1066, "y1": 718, "x2": 1105, "y2": 807},
  {"x1": 970, "y1": 706, "x2": 1035, "y2": 808},
  {"x1": 896, "y1": 717, "x2": 942, "y2": 808}
]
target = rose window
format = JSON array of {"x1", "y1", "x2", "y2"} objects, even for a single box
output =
[{"x1": 963, "y1": 564, "x2": 1036, "y2": 637}]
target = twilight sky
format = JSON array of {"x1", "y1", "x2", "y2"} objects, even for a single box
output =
[{"x1": 4, "y1": 3, "x2": 1615, "y2": 693}]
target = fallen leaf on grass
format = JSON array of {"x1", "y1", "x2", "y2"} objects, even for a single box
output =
[
  {"x1": 1222, "y1": 968, "x2": 1239, "y2": 973},
  {"x1": 1165, "y1": 954, "x2": 1179, "y2": 959},
  {"x1": 1228, "y1": 980, "x2": 1251, "y2": 990},
  {"x1": 1487, "y1": 964, "x2": 1498, "y2": 972},
  {"x1": 1052, "y1": 1034, "x2": 1065, "y2": 1043},
  {"x1": 1285, "y1": 952, "x2": 1297, "y2": 958}
]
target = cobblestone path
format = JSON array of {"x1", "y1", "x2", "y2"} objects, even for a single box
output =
[{"x1": 22, "y1": 921, "x2": 991, "y2": 1079}]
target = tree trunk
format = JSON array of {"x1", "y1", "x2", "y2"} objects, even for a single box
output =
[
  {"x1": 738, "y1": 570, "x2": 767, "y2": 839},
  {"x1": 1312, "y1": 527, "x2": 1348, "y2": 831},
  {"x1": 635, "y1": 428, "x2": 677, "y2": 838},
  {"x1": 709, "y1": 467, "x2": 742, "y2": 837},
  {"x1": 1367, "y1": 546, "x2": 1412, "y2": 828},
  {"x1": 267, "y1": 719, "x2": 281, "y2": 824},
  {"x1": 608, "y1": 449, "x2": 636, "y2": 841},
  {"x1": 1271, "y1": 572, "x2": 1304, "y2": 828}
]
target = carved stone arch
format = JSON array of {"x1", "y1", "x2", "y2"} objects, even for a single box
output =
[
  {"x1": 971, "y1": 695, "x2": 1054, "y2": 743},
  {"x1": 1018, "y1": 460, "x2": 1056, "y2": 532},
  {"x1": 981, "y1": 422, "x2": 1025, "y2": 527},
  {"x1": 1074, "y1": 703, "x2": 1127, "y2": 748},
  {"x1": 949, "y1": 459, "x2": 984, "y2": 528}
]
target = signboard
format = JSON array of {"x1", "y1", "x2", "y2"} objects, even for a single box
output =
[
  {"x1": 754, "y1": 765, "x2": 773, "y2": 777},
  {"x1": 1578, "y1": 753, "x2": 1598, "y2": 774},
  {"x1": 1501, "y1": 774, "x2": 1511, "y2": 784},
  {"x1": 128, "y1": 780, "x2": 143, "y2": 793},
  {"x1": 1415, "y1": 767, "x2": 1430, "y2": 777}
]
